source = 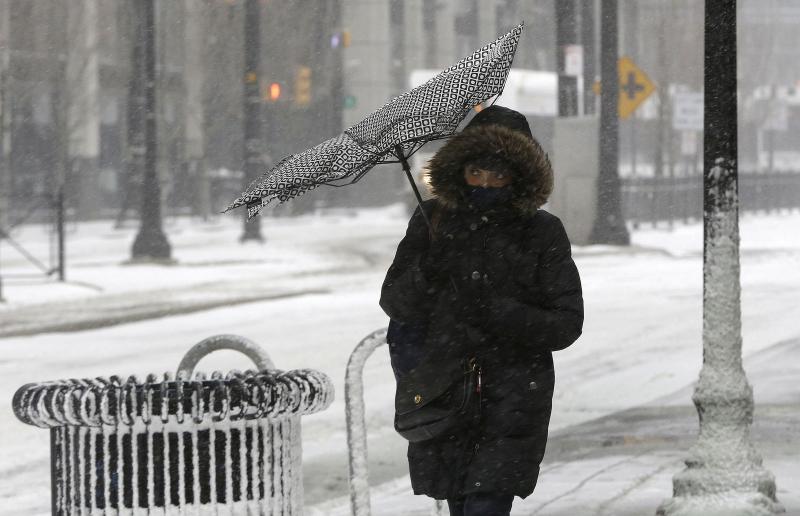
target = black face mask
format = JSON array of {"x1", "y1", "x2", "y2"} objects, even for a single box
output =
[{"x1": 466, "y1": 185, "x2": 513, "y2": 210}]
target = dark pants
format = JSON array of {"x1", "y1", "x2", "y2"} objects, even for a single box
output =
[{"x1": 447, "y1": 494, "x2": 514, "y2": 516}]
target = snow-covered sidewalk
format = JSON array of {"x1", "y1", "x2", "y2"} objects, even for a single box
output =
[
  {"x1": 1, "y1": 207, "x2": 799, "y2": 515},
  {"x1": 310, "y1": 336, "x2": 800, "y2": 515}
]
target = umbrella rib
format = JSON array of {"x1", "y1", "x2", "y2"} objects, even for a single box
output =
[{"x1": 226, "y1": 23, "x2": 524, "y2": 217}]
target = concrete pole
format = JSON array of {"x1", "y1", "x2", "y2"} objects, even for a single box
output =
[
  {"x1": 183, "y1": 0, "x2": 210, "y2": 220},
  {"x1": 657, "y1": 2, "x2": 783, "y2": 514},
  {"x1": 588, "y1": 0, "x2": 629, "y2": 245}
]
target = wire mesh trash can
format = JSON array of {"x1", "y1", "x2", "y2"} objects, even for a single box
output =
[{"x1": 12, "y1": 334, "x2": 334, "y2": 515}]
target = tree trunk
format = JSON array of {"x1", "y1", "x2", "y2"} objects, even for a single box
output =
[{"x1": 658, "y1": 2, "x2": 782, "y2": 513}]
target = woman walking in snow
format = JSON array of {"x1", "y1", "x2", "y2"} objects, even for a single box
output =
[{"x1": 380, "y1": 105, "x2": 584, "y2": 515}]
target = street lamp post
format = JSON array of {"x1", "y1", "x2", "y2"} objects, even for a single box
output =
[
  {"x1": 240, "y1": 0, "x2": 264, "y2": 242},
  {"x1": 131, "y1": 0, "x2": 172, "y2": 260},
  {"x1": 657, "y1": 1, "x2": 783, "y2": 514},
  {"x1": 589, "y1": 0, "x2": 630, "y2": 245}
]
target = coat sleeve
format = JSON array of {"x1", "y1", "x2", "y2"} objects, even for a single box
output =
[
  {"x1": 485, "y1": 216, "x2": 584, "y2": 352},
  {"x1": 379, "y1": 205, "x2": 438, "y2": 324}
]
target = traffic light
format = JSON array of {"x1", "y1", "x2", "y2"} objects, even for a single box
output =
[
  {"x1": 262, "y1": 81, "x2": 283, "y2": 102},
  {"x1": 295, "y1": 66, "x2": 312, "y2": 107},
  {"x1": 330, "y1": 30, "x2": 351, "y2": 48}
]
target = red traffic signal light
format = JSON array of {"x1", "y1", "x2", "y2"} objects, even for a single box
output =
[{"x1": 263, "y1": 82, "x2": 282, "y2": 102}]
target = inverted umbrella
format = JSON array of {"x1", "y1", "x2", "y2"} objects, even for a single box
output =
[{"x1": 226, "y1": 23, "x2": 524, "y2": 226}]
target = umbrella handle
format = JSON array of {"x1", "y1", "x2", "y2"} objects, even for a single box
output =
[
  {"x1": 394, "y1": 146, "x2": 460, "y2": 293},
  {"x1": 395, "y1": 145, "x2": 434, "y2": 235}
]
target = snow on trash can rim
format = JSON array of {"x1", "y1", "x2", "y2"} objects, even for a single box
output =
[
  {"x1": 13, "y1": 368, "x2": 334, "y2": 429},
  {"x1": 9, "y1": 334, "x2": 335, "y2": 514},
  {"x1": 13, "y1": 334, "x2": 334, "y2": 428}
]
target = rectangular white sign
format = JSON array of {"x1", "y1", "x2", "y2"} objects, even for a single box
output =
[{"x1": 673, "y1": 92, "x2": 704, "y2": 131}]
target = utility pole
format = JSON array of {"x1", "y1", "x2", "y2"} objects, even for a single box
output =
[
  {"x1": 589, "y1": 0, "x2": 629, "y2": 245},
  {"x1": 580, "y1": 0, "x2": 596, "y2": 115},
  {"x1": 555, "y1": 0, "x2": 579, "y2": 117},
  {"x1": 131, "y1": 0, "x2": 172, "y2": 260},
  {"x1": 240, "y1": 0, "x2": 264, "y2": 242},
  {"x1": 658, "y1": 2, "x2": 783, "y2": 514}
]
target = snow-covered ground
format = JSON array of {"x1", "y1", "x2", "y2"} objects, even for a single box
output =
[{"x1": 1, "y1": 206, "x2": 798, "y2": 515}]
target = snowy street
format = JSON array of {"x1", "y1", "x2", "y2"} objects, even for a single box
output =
[{"x1": 1, "y1": 206, "x2": 799, "y2": 515}]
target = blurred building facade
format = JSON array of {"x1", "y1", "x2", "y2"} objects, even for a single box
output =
[{"x1": 0, "y1": 0, "x2": 798, "y2": 222}]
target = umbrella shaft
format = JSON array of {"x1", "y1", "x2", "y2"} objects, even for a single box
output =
[{"x1": 395, "y1": 145, "x2": 433, "y2": 234}]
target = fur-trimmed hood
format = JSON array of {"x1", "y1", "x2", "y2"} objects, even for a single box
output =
[{"x1": 427, "y1": 111, "x2": 553, "y2": 215}]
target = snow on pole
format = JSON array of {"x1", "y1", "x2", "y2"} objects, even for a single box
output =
[
  {"x1": 345, "y1": 328, "x2": 444, "y2": 516},
  {"x1": 657, "y1": 2, "x2": 783, "y2": 515},
  {"x1": 345, "y1": 328, "x2": 387, "y2": 516},
  {"x1": 12, "y1": 334, "x2": 334, "y2": 515}
]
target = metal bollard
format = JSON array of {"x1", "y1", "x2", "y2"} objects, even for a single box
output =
[
  {"x1": 344, "y1": 328, "x2": 444, "y2": 516},
  {"x1": 12, "y1": 334, "x2": 334, "y2": 515}
]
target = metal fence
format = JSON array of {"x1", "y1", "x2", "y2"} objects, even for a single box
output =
[
  {"x1": 621, "y1": 170, "x2": 800, "y2": 226},
  {"x1": 0, "y1": 188, "x2": 66, "y2": 301}
]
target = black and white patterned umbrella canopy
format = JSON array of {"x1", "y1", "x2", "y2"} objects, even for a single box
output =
[{"x1": 227, "y1": 23, "x2": 524, "y2": 219}]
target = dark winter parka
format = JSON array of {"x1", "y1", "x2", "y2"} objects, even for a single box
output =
[{"x1": 379, "y1": 106, "x2": 583, "y2": 500}]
